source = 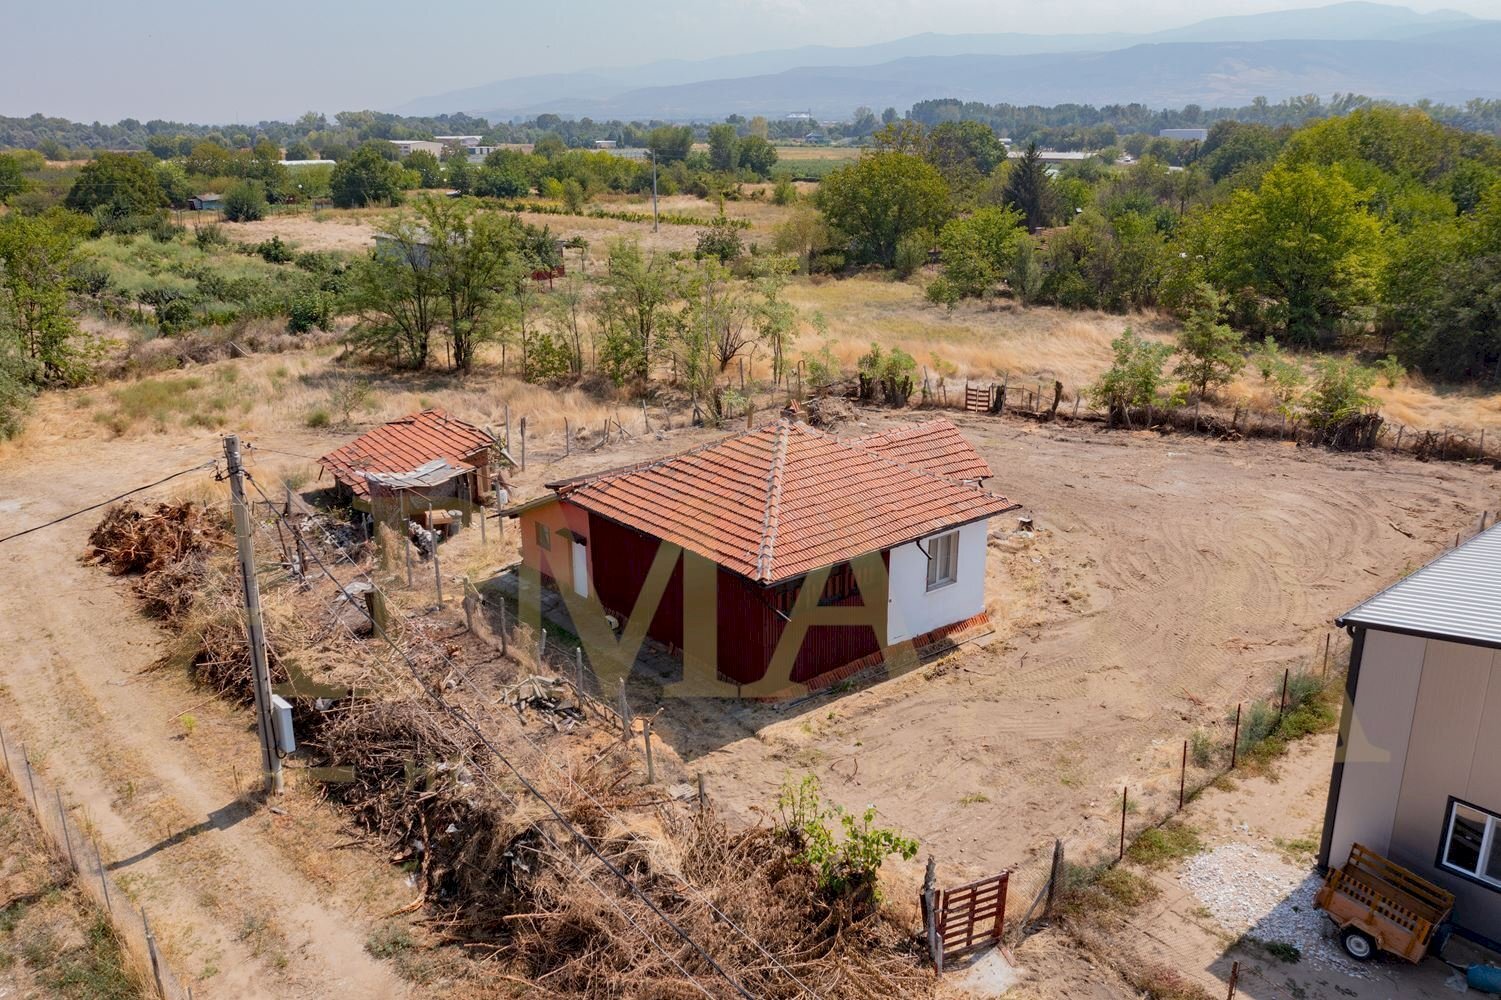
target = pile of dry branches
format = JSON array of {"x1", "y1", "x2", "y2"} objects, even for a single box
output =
[
  {"x1": 87, "y1": 501, "x2": 227, "y2": 577},
  {"x1": 307, "y1": 697, "x2": 932, "y2": 999}
]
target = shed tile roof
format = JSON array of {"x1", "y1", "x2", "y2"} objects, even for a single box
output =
[
  {"x1": 548, "y1": 417, "x2": 1016, "y2": 584},
  {"x1": 1337, "y1": 523, "x2": 1501, "y2": 647},
  {"x1": 318, "y1": 409, "x2": 493, "y2": 497}
]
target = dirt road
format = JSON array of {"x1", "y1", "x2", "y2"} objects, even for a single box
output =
[{"x1": 0, "y1": 428, "x2": 412, "y2": 999}]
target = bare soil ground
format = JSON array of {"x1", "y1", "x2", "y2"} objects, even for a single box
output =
[
  {"x1": 0, "y1": 430, "x2": 417, "y2": 999},
  {"x1": 511, "y1": 408, "x2": 1499, "y2": 895}
]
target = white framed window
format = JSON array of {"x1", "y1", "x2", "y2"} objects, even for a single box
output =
[
  {"x1": 925, "y1": 531, "x2": 959, "y2": 591},
  {"x1": 1440, "y1": 799, "x2": 1501, "y2": 889}
]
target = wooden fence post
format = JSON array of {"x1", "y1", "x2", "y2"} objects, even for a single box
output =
[
  {"x1": 1230, "y1": 704, "x2": 1242, "y2": 770},
  {"x1": 618, "y1": 679, "x2": 631, "y2": 739},
  {"x1": 1226, "y1": 960, "x2": 1240, "y2": 1000},
  {"x1": 92, "y1": 835, "x2": 111, "y2": 911},
  {"x1": 143, "y1": 911, "x2": 165, "y2": 997},
  {"x1": 1179, "y1": 740, "x2": 1188, "y2": 811},
  {"x1": 642, "y1": 714, "x2": 657, "y2": 784},
  {"x1": 519, "y1": 416, "x2": 527, "y2": 471},
  {"x1": 1044, "y1": 839, "x2": 1063, "y2": 920},
  {"x1": 1322, "y1": 633, "x2": 1331, "y2": 678},
  {"x1": 922, "y1": 856, "x2": 943, "y2": 974},
  {"x1": 22, "y1": 745, "x2": 38, "y2": 814},
  {"x1": 1119, "y1": 787, "x2": 1128, "y2": 861},
  {"x1": 1278, "y1": 668, "x2": 1290, "y2": 723}
]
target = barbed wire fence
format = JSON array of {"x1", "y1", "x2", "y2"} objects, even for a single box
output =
[{"x1": 0, "y1": 723, "x2": 194, "y2": 1000}]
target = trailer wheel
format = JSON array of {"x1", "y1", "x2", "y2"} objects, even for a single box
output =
[{"x1": 1339, "y1": 927, "x2": 1376, "y2": 961}]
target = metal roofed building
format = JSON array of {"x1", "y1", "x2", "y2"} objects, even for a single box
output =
[
  {"x1": 506, "y1": 415, "x2": 1018, "y2": 695},
  {"x1": 1320, "y1": 523, "x2": 1501, "y2": 948}
]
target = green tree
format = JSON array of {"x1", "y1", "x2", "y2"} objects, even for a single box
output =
[
  {"x1": 597, "y1": 240, "x2": 678, "y2": 384},
  {"x1": 64, "y1": 152, "x2": 165, "y2": 217},
  {"x1": 185, "y1": 141, "x2": 233, "y2": 178},
  {"x1": 925, "y1": 121, "x2": 1007, "y2": 194},
  {"x1": 1002, "y1": 142, "x2": 1056, "y2": 231},
  {"x1": 772, "y1": 203, "x2": 830, "y2": 274},
  {"x1": 445, "y1": 154, "x2": 473, "y2": 195},
  {"x1": 329, "y1": 144, "x2": 405, "y2": 208},
  {"x1": 532, "y1": 133, "x2": 567, "y2": 159},
  {"x1": 647, "y1": 126, "x2": 693, "y2": 164},
  {"x1": 931, "y1": 206, "x2": 1025, "y2": 300},
  {"x1": 694, "y1": 218, "x2": 744, "y2": 264},
  {"x1": 415, "y1": 196, "x2": 529, "y2": 372},
  {"x1": 0, "y1": 154, "x2": 28, "y2": 204},
  {"x1": 1089, "y1": 327, "x2": 1174, "y2": 423},
  {"x1": 707, "y1": 124, "x2": 739, "y2": 173},
  {"x1": 737, "y1": 135, "x2": 778, "y2": 178},
  {"x1": 404, "y1": 150, "x2": 444, "y2": 188},
  {"x1": 349, "y1": 217, "x2": 442, "y2": 368},
  {"x1": 817, "y1": 151, "x2": 951, "y2": 267},
  {"x1": 475, "y1": 149, "x2": 533, "y2": 198},
  {"x1": 1201, "y1": 162, "x2": 1383, "y2": 345},
  {"x1": 1301, "y1": 357, "x2": 1377, "y2": 431},
  {"x1": 0, "y1": 211, "x2": 92, "y2": 384},
  {"x1": 222, "y1": 180, "x2": 268, "y2": 222},
  {"x1": 1173, "y1": 285, "x2": 1244, "y2": 398}
]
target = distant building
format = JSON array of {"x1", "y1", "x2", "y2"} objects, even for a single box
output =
[
  {"x1": 434, "y1": 135, "x2": 483, "y2": 147},
  {"x1": 187, "y1": 193, "x2": 222, "y2": 211},
  {"x1": 785, "y1": 111, "x2": 815, "y2": 121},
  {"x1": 318, "y1": 408, "x2": 496, "y2": 517},
  {"x1": 1009, "y1": 149, "x2": 1090, "y2": 164},
  {"x1": 593, "y1": 139, "x2": 618, "y2": 149},
  {"x1": 1158, "y1": 128, "x2": 1208, "y2": 142},
  {"x1": 388, "y1": 139, "x2": 446, "y2": 157},
  {"x1": 277, "y1": 159, "x2": 336, "y2": 167}
]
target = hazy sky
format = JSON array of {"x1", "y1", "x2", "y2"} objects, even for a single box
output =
[{"x1": 5, "y1": 0, "x2": 1496, "y2": 123}]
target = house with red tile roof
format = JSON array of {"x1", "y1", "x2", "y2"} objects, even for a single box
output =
[
  {"x1": 317, "y1": 409, "x2": 495, "y2": 516},
  {"x1": 508, "y1": 415, "x2": 1017, "y2": 694}
]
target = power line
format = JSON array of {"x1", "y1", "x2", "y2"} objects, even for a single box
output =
[
  {"x1": 233, "y1": 490, "x2": 722, "y2": 998},
  {"x1": 0, "y1": 460, "x2": 218, "y2": 546},
  {"x1": 244, "y1": 472, "x2": 826, "y2": 1000},
  {"x1": 241, "y1": 473, "x2": 755, "y2": 1000}
]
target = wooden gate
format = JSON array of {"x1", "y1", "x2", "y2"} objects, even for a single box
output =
[
  {"x1": 963, "y1": 383, "x2": 993, "y2": 413},
  {"x1": 921, "y1": 864, "x2": 1009, "y2": 972}
]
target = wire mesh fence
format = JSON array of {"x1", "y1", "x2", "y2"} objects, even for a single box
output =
[{"x1": 0, "y1": 724, "x2": 193, "y2": 1000}]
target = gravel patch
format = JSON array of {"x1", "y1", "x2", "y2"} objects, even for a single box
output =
[{"x1": 1180, "y1": 843, "x2": 1374, "y2": 979}]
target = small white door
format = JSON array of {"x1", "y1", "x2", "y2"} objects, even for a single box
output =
[{"x1": 571, "y1": 537, "x2": 589, "y2": 598}]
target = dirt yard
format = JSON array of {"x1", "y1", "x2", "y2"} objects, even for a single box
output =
[{"x1": 517, "y1": 409, "x2": 1500, "y2": 892}]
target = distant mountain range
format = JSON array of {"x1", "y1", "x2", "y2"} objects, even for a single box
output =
[{"x1": 396, "y1": 3, "x2": 1501, "y2": 121}]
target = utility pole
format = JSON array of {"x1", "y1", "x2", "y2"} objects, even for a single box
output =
[
  {"x1": 651, "y1": 149, "x2": 659, "y2": 232},
  {"x1": 223, "y1": 434, "x2": 283, "y2": 795}
]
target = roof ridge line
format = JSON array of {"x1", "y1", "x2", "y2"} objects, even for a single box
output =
[
  {"x1": 754, "y1": 419, "x2": 792, "y2": 582},
  {"x1": 546, "y1": 418, "x2": 783, "y2": 493}
]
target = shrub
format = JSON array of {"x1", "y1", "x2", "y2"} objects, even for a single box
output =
[
  {"x1": 253, "y1": 236, "x2": 293, "y2": 264},
  {"x1": 1127, "y1": 822, "x2": 1204, "y2": 869},
  {"x1": 776, "y1": 775, "x2": 917, "y2": 904},
  {"x1": 695, "y1": 218, "x2": 745, "y2": 263},
  {"x1": 304, "y1": 408, "x2": 331, "y2": 428},
  {"x1": 328, "y1": 379, "x2": 374, "y2": 423},
  {"x1": 288, "y1": 290, "x2": 332, "y2": 333},
  {"x1": 1189, "y1": 729, "x2": 1218, "y2": 768},
  {"x1": 892, "y1": 233, "x2": 928, "y2": 279},
  {"x1": 772, "y1": 175, "x2": 797, "y2": 206},
  {"x1": 1089, "y1": 327, "x2": 1175, "y2": 421},
  {"x1": 1301, "y1": 357, "x2": 1377, "y2": 431},
  {"x1": 223, "y1": 181, "x2": 268, "y2": 223},
  {"x1": 194, "y1": 223, "x2": 227, "y2": 249}
]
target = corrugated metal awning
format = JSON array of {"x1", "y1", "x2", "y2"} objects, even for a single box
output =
[{"x1": 1337, "y1": 523, "x2": 1501, "y2": 647}]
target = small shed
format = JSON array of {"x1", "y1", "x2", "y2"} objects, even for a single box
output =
[
  {"x1": 317, "y1": 409, "x2": 496, "y2": 517},
  {"x1": 188, "y1": 193, "x2": 222, "y2": 211},
  {"x1": 1321, "y1": 524, "x2": 1501, "y2": 949}
]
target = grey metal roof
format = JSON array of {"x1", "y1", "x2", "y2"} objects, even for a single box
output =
[
  {"x1": 361, "y1": 458, "x2": 472, "y2": 490},
  {"x1": 1337, "y1": 523, "x2": 1501, "y2": 647}
]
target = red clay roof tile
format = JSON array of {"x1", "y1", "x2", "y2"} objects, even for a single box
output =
[
  {"x1": 549, "y1": 417, "x2": 1016, "y2": 584},
  {"x1": 318, "y1": 409, "x2": 493, "y2": 497}
]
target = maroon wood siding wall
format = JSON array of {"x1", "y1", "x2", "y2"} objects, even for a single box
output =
[{"x1": 582, "y1": 506, "x2": 887, "y2": 686}]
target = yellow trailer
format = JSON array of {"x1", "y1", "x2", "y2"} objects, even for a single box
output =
[{"x1": 1315, "y1": 843, "x2": 1454, "y2": 962}]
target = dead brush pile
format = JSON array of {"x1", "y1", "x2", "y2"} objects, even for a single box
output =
[
  {"x1": 307, "y1": 698, "x2": 933, "y2": 999},
  {"x1": 88, "y1": 500, "x2": 295, "y2": 702}
]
